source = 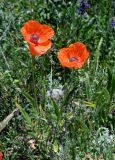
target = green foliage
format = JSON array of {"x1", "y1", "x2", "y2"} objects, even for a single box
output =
[{"x1": 0, "y1": 0, "x2": 114, "y2": 159}]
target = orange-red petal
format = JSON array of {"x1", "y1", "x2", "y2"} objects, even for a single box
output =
[
  {"x1": 20, "y1": 20, "x2": 41, "y2": 44},
  {"x1": 20, "y1": 20, "x2": 54, "y2": 44},
  {"x1": 70, "y1": 42, "x2": 89, "y2": 60},
  {"x1": 0, "y1": 152, "x2": 3, "y2": 160},
  {"x1": 58, "y1": 42, "x2": 89, "y2": 68},
  {"x1": 29, "y1": 40, "x2": 52, "y2": 56},
  {"x1": 37, "y1": 24, "x2": 54, "y2": 43}
]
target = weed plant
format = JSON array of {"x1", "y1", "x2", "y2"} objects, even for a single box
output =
[{"x1": 0, "y1": 0, "x2": 115, "y2": 159}]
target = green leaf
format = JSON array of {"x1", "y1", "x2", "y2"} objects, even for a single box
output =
[
  {"x1": 16, "y1": 102, "x2": 32, "y2": 126},
  {"x1": 111, "y1": 74, "x2": 115, "y2": 97},
  {"x1": 41, "y1": 85, "x2": 46, "y2": 108},
  {"x1": 85, "y1": 73, "x2": 92, "y2": 100},
  {"x1": 51, "y1": 98, "x2": 60, "y2": 119},
  {"x1": 62, "y1": 85, "x2": 78, "y2": 107},
  {"x1": 53, "y1": 140, "x2": 58, "y2": 153},
  {"x1": 95, "y1": 88, "x2": 110, "y2": 117},
  {"x1": 66, "y1": 112, "x2": 73, "y2": 120},
  {"x1": 94, "y1": 37, "x2": 103, "y2": 75},
  {"x1": 83, "y1": 101, "x2": 96, "y2": 108},
  {"x1": 23, "y1": 91, "x2": 37, "y2": 108},
  {"x1": 112, "y1": 154, "x2": 115, "y2": 160},
  {"x1": 107, "y1": 67, "x2": 115, "y2": 98},
  {"x1": 107, "y1": 67, "x2": 112, "y2": 92},
  {"x1": 109, "y1": 104, "x2": 115, "y2": 113}
]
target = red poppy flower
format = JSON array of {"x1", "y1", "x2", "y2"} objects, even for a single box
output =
[
  {"x1": 58, "y1": 42, "x2": 89, "y2": 68},
  {"x1": 20, "y1": 20, "x2": 54, "y2": 56},
  {"x1": 0, "y1": 152, "x2": 3, "y2": 160}
]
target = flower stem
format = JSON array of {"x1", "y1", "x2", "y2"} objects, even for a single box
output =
[{"x1": 31, "y1": 56, "x2": 38, "y2": 107}]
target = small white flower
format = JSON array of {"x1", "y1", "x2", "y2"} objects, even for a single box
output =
[{"x1": 47, "y1": 88, "x2": 64, "y2": 100}]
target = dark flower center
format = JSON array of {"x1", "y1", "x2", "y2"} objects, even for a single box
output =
[
  {"x1": 69, "y1": 57, "x2": 78, "y2": 62},
  {"x1": 30, "y1": 34, "x2": 39, "y2": 44}
]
